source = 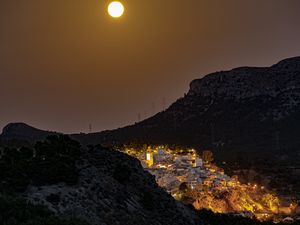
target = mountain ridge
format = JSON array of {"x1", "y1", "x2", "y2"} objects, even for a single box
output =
[{"x1": 2, "y1": 56, "x2": 300, "y2": 163}]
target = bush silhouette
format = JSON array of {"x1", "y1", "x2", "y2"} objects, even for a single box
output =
[
  {"x1": 113, "y1": 163, "x2": 132, "y2": 183},
  {"x1": 0, "y1": 135, "x2": 82, "y2": 193}
]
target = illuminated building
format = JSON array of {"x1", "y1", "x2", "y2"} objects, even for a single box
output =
[{"x1": 146, "y1": 151, "x2": 154, "y2": 167}]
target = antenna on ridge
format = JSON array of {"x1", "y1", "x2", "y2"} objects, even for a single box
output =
[{"x1": 162, "y1": 97, "x2": 166, "y2": 110}]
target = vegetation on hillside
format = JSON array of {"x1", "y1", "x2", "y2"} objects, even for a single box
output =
[
  {"x1": 0, "y1": 135, "x2": 88, "y2": 225},
  {"x1": 0, "y1": 135, "x2": 81, "y2": 193}
]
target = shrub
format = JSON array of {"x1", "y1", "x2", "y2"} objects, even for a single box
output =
[
  {"x1": 113, "y1": 163, "x2": 132, "y2": 183},
  {"x1": 140, "y1": 190, "x2": 154, "y2": 210}
]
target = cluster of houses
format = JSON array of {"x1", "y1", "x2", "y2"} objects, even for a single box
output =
[
  {"x1": 123, "y1": 145, "x2": 300, "y2": 222},
  {"x1": 131, "y1": 146, "x2": 232, "y2": 197}
]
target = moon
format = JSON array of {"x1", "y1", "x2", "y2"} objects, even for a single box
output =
[{"x1": 108, "y1": 1, "x2": 124, "y2": 18}]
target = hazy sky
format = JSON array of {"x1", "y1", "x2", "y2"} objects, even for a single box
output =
[{"x1": 1, "y1": 0, "x2": 300, "y2": 133}]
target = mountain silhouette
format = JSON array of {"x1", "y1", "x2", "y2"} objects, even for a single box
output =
[{"x1": 2, "y1": 57, "x2": 300, "y2": 163}]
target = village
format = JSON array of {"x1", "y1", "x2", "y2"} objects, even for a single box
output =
[{"x1": 120, "y1": 145, "x2": 300, "y2": 223}]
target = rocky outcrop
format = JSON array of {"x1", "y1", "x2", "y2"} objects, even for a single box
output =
[{"x1": 189, "y1": 57, "x2": 300, "y2": 101}]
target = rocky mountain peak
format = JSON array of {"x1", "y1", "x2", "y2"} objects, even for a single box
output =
[{"x1": 188, "y1": 57, "x2": 300, "y2": 100}]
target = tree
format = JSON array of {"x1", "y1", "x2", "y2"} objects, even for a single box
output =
[
  {"x1": 202, "y1": 150, "x2": 214, "y2": 164},
  {"x1": 179, "y1": 182, "x2": 189, "y2": 193},
  {"x1": 113, "y1": 163, "x2": 132, "y2": 183}
]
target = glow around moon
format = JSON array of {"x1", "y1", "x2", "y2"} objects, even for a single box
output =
[{"x1": 108, "y1": 1, "x2": 124, "y2": 18}]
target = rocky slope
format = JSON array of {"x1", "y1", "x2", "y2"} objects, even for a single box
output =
[
  {"x1": 27, "y1": 147, "x2": 197, "y2": 225},
  {"x1": 0, "y1": 136, "x2": 198, "y2": 225}
]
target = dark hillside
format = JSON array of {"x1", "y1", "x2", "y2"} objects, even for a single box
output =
[{"x1": 0, "y1": 135, "x2": 197, "y2": 225}]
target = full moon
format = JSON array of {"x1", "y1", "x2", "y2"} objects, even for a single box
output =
[{"x1": 108, "y1": 1, "x2": 124, "y2": 18}]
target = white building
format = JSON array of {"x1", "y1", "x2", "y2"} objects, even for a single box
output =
[{"x1": 194, "y1": 158, "x2": 203, "y2": 167}]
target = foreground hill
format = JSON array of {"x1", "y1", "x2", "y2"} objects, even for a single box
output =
[{"x1": 0, "y1": 135, "x2": 197, "y2": 225}]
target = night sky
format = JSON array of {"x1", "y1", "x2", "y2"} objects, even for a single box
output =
[{"x1": 1, "y1": 0, "x2": 300, "y2": 133}]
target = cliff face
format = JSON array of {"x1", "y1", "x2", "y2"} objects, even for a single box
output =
[
  {"x1": 197, "y1": 57, "x2": 299, "y2": 129},
  {"x1": 189, "y1": 57, "x2": 300, "y2": 111}
]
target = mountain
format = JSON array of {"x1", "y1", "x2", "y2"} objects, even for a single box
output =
[
  {"x1": 2, "y1": 57, "x2": 300, "y2": 163},
  {"x1": 74, "y1": 56, "x2": 300, "y2": 162}
]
